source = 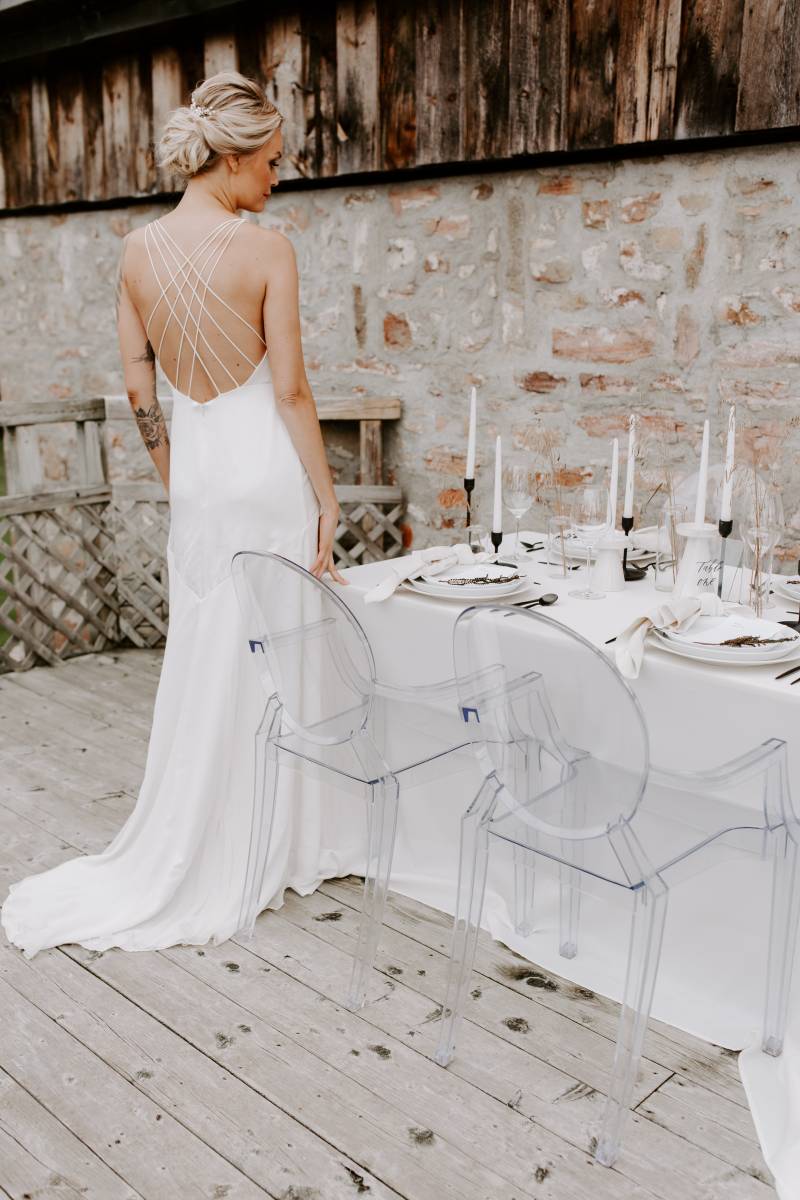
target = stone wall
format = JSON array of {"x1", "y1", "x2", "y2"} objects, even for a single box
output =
[{"x1": 2, "y1": 140, "x2": 799, "y2": 556}]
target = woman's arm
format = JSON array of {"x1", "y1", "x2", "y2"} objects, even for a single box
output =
[
  {"x1": 262, "y1": 231, "x2": 346, "y2": 584},
  {"x1": 115, "y1": 237, "x2": 170, "y2": 495}
]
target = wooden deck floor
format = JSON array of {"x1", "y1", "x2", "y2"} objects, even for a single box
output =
[{"x1": 0, "y1": 648, "x2": 775, "y2": 1200}]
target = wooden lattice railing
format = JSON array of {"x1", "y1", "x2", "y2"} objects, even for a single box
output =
[{"x1": 0, "y1": 393, "x2": 404, "y2": 672}]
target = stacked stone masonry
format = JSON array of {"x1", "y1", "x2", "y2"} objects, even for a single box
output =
[{"x1": 2, "y1": 141, "x2": 799, "y2": 557}]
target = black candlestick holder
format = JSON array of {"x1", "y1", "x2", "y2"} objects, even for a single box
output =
[
  {"x1": 717, "y1": 517, "x2": 733, "y2": 599},
  {"x1": 464, "y1": 476, "x2": 475, "y2": 528},
  {"x1": 621, "y1": 515, "x2": 646, "y2": 581},
  {"x1": 781, "y1": 557, "x2": 800, "y2": 632},
  {"x1": 491, "y1": 530, "x2": 503, "y2": 560}
]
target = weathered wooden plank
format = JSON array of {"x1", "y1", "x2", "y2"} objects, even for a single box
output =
[
  {"x1": 379, "y1": 0, "x2": 417, "y2": 169},
  {"x1": 0, "y1": 75, "x2": 33, "y2": 210},
  {"x1": 359, "y1": 418, "x2": 383, "y2": 484},
  {"x1": 0, "y1": 1066, "x2": 141, "y2": 1200},
  {"x1": 568, "y1": 0, "x2": 621, "y2": 149},
  {"x1": 509, "y1": 0, "x2": 569, "y2": 155},
  {"x1": 81, "y1": 59, "x2": 106, "y2": 203},
  {"x1": 336, "y1": 0, "x2": 380, "y2": 173},
  {"x1": 150, "y1": 44, "x2": 185, "y2": 194},
  {"x1": 4, "y1": 665, "x2": 153, "y2": 738},
  {"x1": 638, "y1": 1081, "x2": 770, "y2": 1182},
  {"x1": 415, "y1": 0, "x2": 463, "y2": 165},
  {"x1": 29, "y1": 73, "x2": 57, "y2": 206},
  {"x1": 0, "y1": 398, "x2": 106, "y2": 426},
  {"x1": 54, "y1": 67, "x2": 87, "y2": 204},
  {"x1": 261, "y1": 14, "x2": 308, "y2": 181},
  {"x1": 736, "y1": 0, "x2": 800, "y2": 131},
  {"x1": 130, "y1": 50, "x2": 153, "y2": 195},
  {"x1": 0, "y1": 485, "x2": 110, "y2": 517},
  {"x1": 0, "y1": 971, "x2": 266, "y2": 1199},
  {"x1": 463, "y1": 0, "x2": 510, "y2": 160},
  {"x1": 101, "y1": 56, "x2": 134, "y2": 198},
  {"x1": 203, "y1": 30, "x2": 238, "y2": 76},
  {"x1": 300, "y1": 6, "x2": 338, "y2": 176},
  {"x1": 675, "y1": 0, "x2": 746, "y2": 138},
  {"x1": 615, "y1": 0, "x2": 682, "y2": 143},
  {"x1": 2, "y1": 423, "x2": 41, "y2": 493}
]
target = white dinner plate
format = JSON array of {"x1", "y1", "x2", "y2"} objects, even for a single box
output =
[
  {"x1": 408, "y1": 563, "x2": 529, "y2": 601},
  {"x1": 560, "y1": 528, "x2": 654, "y2": 563},
  {"x1": 772, "y1": 576, "x2": 800, "y2": 605},
  {"x1": 649, "y1": 613, "x2": 800, "y2": 665}
]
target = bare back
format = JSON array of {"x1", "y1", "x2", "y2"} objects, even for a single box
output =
[{"x1": 124, "y1": 215, "x2": 269, "y2": 404}]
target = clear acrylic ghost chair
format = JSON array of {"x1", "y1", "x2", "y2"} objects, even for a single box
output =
[
  {"x1": 230, "y1": 549, "x2": 474, "y2": 1011},
  {"x1": 434, "y1": 605, "x2": 799, "y2": 1167}
]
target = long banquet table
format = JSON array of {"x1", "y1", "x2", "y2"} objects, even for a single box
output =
[{"x1": 335, "y1": 544, "x2": 800, "y2": 1198}]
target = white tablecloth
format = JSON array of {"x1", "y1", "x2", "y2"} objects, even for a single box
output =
[{"x1": 335, "y1": 545, "x2": 800, "y2": 1197}]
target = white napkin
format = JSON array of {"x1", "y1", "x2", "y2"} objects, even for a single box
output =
[
  {"x1": 364, "y1": 543, "x2": 492, "y2": 603},
  {"x1": 615, "y1": 593, "x2": 726, "y2": 679}
]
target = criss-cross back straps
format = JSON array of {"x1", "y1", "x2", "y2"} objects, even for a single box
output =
[{"x1": 143, "y1": 217, "x2": 266, "y2": 400}]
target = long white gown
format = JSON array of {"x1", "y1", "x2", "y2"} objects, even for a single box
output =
[{"x1": 1, "y1": 215, "x2": 358, "y2": 958}]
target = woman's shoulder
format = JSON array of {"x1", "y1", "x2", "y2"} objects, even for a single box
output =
[
  {"x1": 243, "y1": 222, "x2": 295, "y2": 254},
  {"x1": 239, "y1": 224, "x2": 298, "y2": 278}
]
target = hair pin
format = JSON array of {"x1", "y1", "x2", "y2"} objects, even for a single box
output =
[{"x1": 190, "y1": 100, "x2": 213, "y2": 118}]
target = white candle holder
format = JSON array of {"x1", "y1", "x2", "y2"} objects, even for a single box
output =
[
  {"x1": 593, "y1": 531, "x2": 626, "y2": 593},
  {"x1": 672, "y1": 521, "x2": 719, "y2": 599}
]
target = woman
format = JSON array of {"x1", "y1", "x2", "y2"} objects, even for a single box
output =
[{"x1": 2, "y1": 71, "x2": 358, "y2": 958}]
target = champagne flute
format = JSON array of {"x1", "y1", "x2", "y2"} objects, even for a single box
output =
[
  {"x1": 503, "y1": 463, "x2": 534, "y2": 563},
  {"x1": 569, "y1": 485, "x2": 610, "y2": 600}
]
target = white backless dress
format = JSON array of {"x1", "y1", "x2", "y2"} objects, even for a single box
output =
[{"x1": 2, "y1": 216, "x2": 357, "y2": 957}]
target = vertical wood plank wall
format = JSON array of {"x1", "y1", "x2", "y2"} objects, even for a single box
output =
[{"x1": 0, "y1": 0, "x2": 799, "y2": 212}]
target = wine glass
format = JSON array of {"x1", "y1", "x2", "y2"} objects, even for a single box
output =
[
  {"x1": 569, "y1": 485, "x2": 610, "y2": 600},
  {"x1": 742, "y1": 523, "x2": 781, "y2": 618},
  {"x1": 503, "y1": 463, "x2": 534, "y2": 562}
]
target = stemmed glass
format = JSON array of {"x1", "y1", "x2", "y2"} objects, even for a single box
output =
[
  {"x1": 569, "y1": 485, "x2": 610, "y2": 600},
  {"x1": 503, "y1": 464, "x2": 534, "y2": 562}
]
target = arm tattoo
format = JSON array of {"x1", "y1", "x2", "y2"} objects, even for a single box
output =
[
  {"x1": 133, "y1": 399, "x2": 170, "y2": 451},
  {"x1": 132, "y1": 340, "x2": 155, "y2": 365}
]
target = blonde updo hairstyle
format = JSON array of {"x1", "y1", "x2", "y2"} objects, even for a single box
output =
[{"x1": 157, "y1": 70, "x2": 283, "y2": 180}]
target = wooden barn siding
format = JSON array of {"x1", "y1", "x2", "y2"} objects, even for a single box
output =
[{"x1": 1, "y1": 0, "x2": 800, "y2": 212}]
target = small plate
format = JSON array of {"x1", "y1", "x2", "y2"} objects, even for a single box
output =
[
  {"x1": 561, "y1": 528, "x2": 653, "y2": 563},
  {"x1": 409, "y1": 563, "x2": 528, "y2": 601}
]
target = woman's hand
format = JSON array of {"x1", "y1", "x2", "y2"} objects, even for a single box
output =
[{"x1": 310, "y1": 506, "x2": 348, "y2": 584}]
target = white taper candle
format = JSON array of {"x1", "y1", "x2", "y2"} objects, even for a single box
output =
[
  {"x1": 466, "y1": 387, "x2": 477, "y2": 480},
  {"x1": 720, "y1": 405, "x2": 736, "y2": 523},
  {"x1": 492, "y1": 435, "x2": 502, "y2": 533},
  {"x1": 623, "y1": 413, "x2": 636, "y2": 519},
  {"x1": 608, "y1": 438, "x2": 619, "y2": 530},
  {"x1": 694, "y1": 418, "x2": 710, "y2": 525}
]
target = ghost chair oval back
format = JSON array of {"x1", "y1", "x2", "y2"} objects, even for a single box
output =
[
  {"x1": 434, "y1": 603, "x2": 800, "y2": 1167},
  {"x1": 230, "y1": 549, "x2": 474, "y2": 1010}
]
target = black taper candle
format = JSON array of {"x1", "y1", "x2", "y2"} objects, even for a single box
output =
[
  {"x1": 621, "y1": 514, "x2": 646, "y2": 581},
  {"x1": 464, "y1": 476, "x2": 475, "y2": 528},
  {"x1": 717, "y1": 518, "x2": 733, "y2": 599}
]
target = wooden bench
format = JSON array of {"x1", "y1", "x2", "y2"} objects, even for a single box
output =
[{"x1": 0, "y1": 394, "x2": 404, "y2": 672}]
